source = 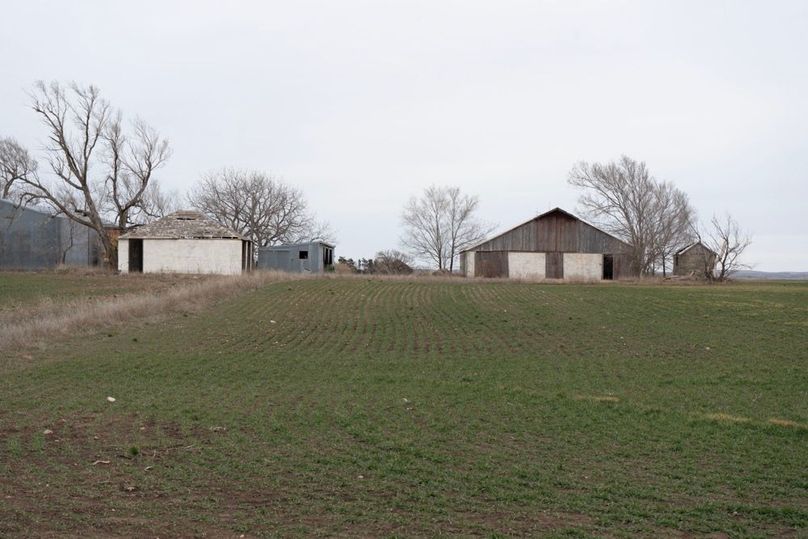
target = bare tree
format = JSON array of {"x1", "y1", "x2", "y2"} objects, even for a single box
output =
[
  {"x1": 8, "y1": 81, "x2": 171, "y2": 267},
  {"x1": 401, "y1": 186, "x2": 448, "y2": 270},
  {"x1": 568, "y1": 155, "x2": 694, "y2": 276},
  {"x1": 649, "y1": 181, "x2": 695, "y2": 276},
  {"x1": 304, "y1": 218, "x2": 335, "y2": 245},
  {"x1": 401, "y1": 185, "x2": 493, "y2": 271},
  {"x1": 188, "y1": 168, "x2": 332, "y2": 248},
  {"x1": 59, "y1": 219, "x2": 78, "y2": 265},
  {"x1": 374, "y1": 249, "x2": 414, "y2": 274},
  {"x1": 136, "y1": 181, "x2": 180, "y2": 223},
  {"x1": 701, "y1": 214, "x2": 751, "y2": 281},
  {"x1": 0, "y1": 137, "x2": 37, "y2": 201},
  {"x1": 102, "y1": 115, "x2": 172, "y2": 229},
  {"x1": 445, "y1": 187, "x2": 496, "y2": 272}
]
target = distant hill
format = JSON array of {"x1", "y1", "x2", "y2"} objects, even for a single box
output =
[{"x1": 733, "y1": 270, "x2": 808, "y2": 281}]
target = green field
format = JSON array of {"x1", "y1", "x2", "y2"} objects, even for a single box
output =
[{"x1": 1, "y1": 276, "x2": 806, "y2": 537}]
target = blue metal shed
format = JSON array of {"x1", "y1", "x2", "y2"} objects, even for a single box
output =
[{"x1": 257, "y1": 241, "x2": 334, "y2": 273}]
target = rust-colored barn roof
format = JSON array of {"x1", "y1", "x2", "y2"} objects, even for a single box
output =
[{"x1": 119, "y1": 211, "x2": 244, "y2": 240}]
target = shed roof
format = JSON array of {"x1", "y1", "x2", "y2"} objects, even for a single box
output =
[
  {"x1": 675, "y1": 241, "x2": 717, "y2": 256},
  {"x1": 119, "y1": 211, "x2": 244, "y2": 240},
  {"x1": 259, "y1": 240, "x2": 335, "y2": 251},
  {"x1": 1, "y1": 198, "x2": 118, "y2": 228}
]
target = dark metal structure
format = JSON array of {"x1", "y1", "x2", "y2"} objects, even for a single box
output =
[{"x1": 0, "y1": 199, "x2": 101, "y2": 270}]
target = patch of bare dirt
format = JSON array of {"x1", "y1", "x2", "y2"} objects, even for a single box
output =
[{"x1": 0, "y1": 411, "x2": 238, "y2": 538}]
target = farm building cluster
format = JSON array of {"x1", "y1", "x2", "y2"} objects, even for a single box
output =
[
  {"x1": 2, "y1": 198, "x2": 716, "y2": 281},
  {"x1": 0, "y1": 200, "x2": 336, "y2": 276},
  {"x1": 116, "y1": 211, "x2": 333, "y2": 275}
]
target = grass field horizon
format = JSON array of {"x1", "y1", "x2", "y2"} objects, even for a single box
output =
[{"x1": 1, "y1": 275, "x2": 806, "y2": 537}]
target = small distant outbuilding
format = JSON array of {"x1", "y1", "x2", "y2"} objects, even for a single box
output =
[
  {"x1": 257, "y1": 241, "x2": 334, "y2": 273},
  {"x1": 673, "y1": 242, "x2": 716, "y2": 278},
  {"x1": 118, "y1": 211, "x2": 253, "y2": 275}
]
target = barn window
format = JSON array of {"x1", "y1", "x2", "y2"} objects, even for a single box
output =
[{"x1": 299, "y1": 250, "x2": 309, "y2": 260}]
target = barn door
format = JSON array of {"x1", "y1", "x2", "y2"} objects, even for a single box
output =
[
  {"x1": 603, "y1": 254, "x2": 613, "y2": 280},
  {"x1": 128, "y1": 239, "x2": 143, "y2": 273},
  {"x1": 545, "y1": 252, "x2": 563, "y2": 279},
  {"x1": 475, "y1": 251, "x2": 508, "y2": 278}
]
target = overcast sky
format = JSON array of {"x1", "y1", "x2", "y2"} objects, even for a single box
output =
[{"x1": 2, "y1": 0, "x2": 807, "y2": 271}]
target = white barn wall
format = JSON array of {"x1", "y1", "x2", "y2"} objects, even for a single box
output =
[
  {"x1": 118, "y1": 239, "x2": 129, "y2": 273},
  {"x1": 563, "y1": 253, "x2": 602, "y2": 281},
  {"x1": 508, "y1": 252, "x2": 546, "y2": 279},
  {"x1": 143, "y1": 239, "x2": 242, "y2": 275}
]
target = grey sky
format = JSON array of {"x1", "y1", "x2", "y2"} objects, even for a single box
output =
[{"x1": 2, "y1": 0, "x2": 806, "y2": 270}]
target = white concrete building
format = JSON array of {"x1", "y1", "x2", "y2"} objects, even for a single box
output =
[{"x1": 118, "y1": 211, "x2": 253, "y2": 275}]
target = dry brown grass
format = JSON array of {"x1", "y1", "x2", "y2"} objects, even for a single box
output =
[
  {"x1": 0, "y1": 270, "x2": 309, "y2": 356},
  {"x1": 767, "y1": 418, "x2": 806, "y2": 429},
  {"x1": 700, "y1": 414, "x2": 807, "y2": 430},
  {"x1": 703, "y1": 413, "x2": 751, "y2": 423},
  {"x1": 573, "y1": 394, "x2": 621, "y2": 403},
  {"x1": 52, "y1": 263, "x2": 117, "y2": 276}
]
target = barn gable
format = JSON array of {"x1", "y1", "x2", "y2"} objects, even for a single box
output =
[
  {"x1": 675, "y1": 242, "x2": 716, "y2": 257},
  {"x1": 467, "y1": 208, "x2": 632, "y2": 254},
  {"x1": 673, "y1": 241, "x2": 716, "y2": 278}
]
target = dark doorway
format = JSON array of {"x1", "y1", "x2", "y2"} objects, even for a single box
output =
[
  {"x1": 475, "y1": 251, "x2": 509, "y2": 278},
  {"x1": 603, "y1": 254, "x2": 614, "y2": 280},
  {"x1": 128, "y1": 239, "x2": 143, "y2": 273},
  {"x1": 241, "y1": 240, "x2": 252, "y2": 272},
  {"x1": 545, "y1": 252, "x2": 563, "y2": 279}
]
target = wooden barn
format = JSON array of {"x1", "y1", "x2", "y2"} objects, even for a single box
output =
[
  {"x1": 459, "y1": 208, "x2": 637, "y2": 280},
  {"x1": 673, "y1": 242, "x2": 716, "y2": 278}
]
